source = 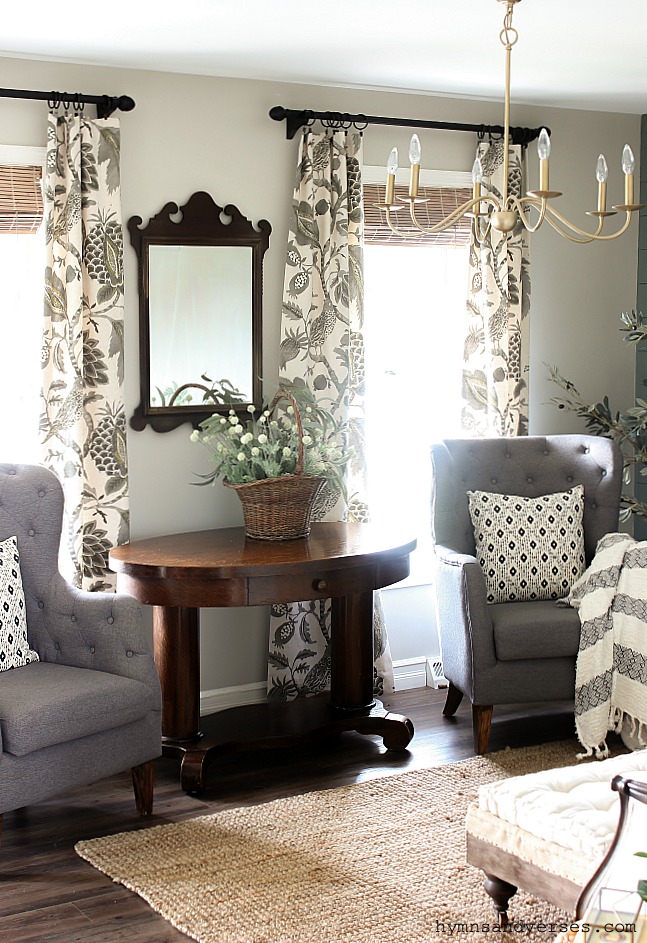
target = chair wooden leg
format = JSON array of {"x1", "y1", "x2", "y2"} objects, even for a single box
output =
[
  {"x1": 131, "y1": 760, "x2": 155, "y2": 816},
  {"x1": 442, "y1": 682, "x2": 464, "y2": 717},
  {"x1": 0, "y1": 813, "x2": 2, "y2": 846},
  {"x1": 472, "y1": 704, "x2": 493, "y2": 755}
]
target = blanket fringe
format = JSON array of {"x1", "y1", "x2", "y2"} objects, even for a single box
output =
[
  {"x1": 576, "y1": 742, "x2": 609, "y2": 761},
  {"x1": 616, "y1": 711, "x2": 647, "y2": 750}
]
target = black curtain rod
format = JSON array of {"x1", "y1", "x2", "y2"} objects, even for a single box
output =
[
  {"x1": 0, "y1": 87, "x2": 135, "y2": 118},
  {"x1": 269, "y1": 106, "x2": 546, "y2": 147}
]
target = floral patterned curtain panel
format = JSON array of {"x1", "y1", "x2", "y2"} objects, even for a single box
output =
[
  {"x1": 41, "y1": 113, "x2": 129, "y2": 591},
  {"x1": 268, "y1": 129, "x2": 394, "y2": 699},
  {"x1": 461, "y1": 140, "x2": 531, "y2": 436}
]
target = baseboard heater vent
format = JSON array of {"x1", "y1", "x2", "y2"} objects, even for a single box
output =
[{"x1": 427, "y1": 657, "x2": 448, "y2": 689}]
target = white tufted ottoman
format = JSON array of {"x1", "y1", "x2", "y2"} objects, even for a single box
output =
[{"x1": 466, "y1": 748, "x2": 647, "y2": 925}]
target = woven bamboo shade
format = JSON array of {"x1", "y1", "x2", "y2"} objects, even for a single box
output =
[
  {"x1": 0, "y1": 165, "x2": 44, "y2": 234},
  {"x1": 363, "y1": 183, "x2": 472, "y2": 246}
]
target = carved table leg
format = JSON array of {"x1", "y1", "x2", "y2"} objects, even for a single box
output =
[
  {"x1": 330, "y1": 591, "x2": 414, "y2": 751},
  {"x1": 153, "y1": 605, "x2": 201, "y2": 742},
  {"x1": 180, "y1": 750, "x2": 209, "y2": 795},
  {"x1": 330, "y1": 590, "x2": 375, "y2": 710}
]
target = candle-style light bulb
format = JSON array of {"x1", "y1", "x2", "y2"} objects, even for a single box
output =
[
  {"x1": 595, "y1": 154, "x2": 609, "y2": 214},
  {"x1": 409, "y1": 134, "x2": 421, "y2": 165},
  {"x1": 408, "y1": 135, "x2": 421, "y2": 200},
  {"x1": 622, "y1": 145, "x2": 635, "y2": 175},
  {"x1": 385, "y1": 147, "x2": 398, "y2": 205},
  {"x1": 596, "y1": 155, "x2": 609, "y2": 183},
  {"x1": 537, "y1": 128, "x2": 551, "y2": 161},
  {"x1": 622, "y1": 145, "x2": 635, "y2": 205}
]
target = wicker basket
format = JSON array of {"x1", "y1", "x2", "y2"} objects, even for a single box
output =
[{"x1": 224, "y1": 391, "x2": 326, "y2": 540}]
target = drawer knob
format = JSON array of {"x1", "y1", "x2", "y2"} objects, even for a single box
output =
[{"x1": 313, "y1": 578, "x2": 328, "y2": 592}]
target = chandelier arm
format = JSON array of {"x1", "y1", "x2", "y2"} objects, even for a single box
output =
[
  {"x1": 472, "y1": 215, "x2": 493, "y2": 246},
  {"x1": 407, "y1": 195, "x2": 500, "y2": 235},
  {"x1": 511, "y1": 196, "x2": 548, "y2": 234},
  {"x1": 541, "y1": 204, "x2": 633, "y2": 243},
  {"x1": 384, "y1": 207, "x2": 426, "y2": 238}
]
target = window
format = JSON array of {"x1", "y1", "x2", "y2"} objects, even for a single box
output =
[
  {"x1": 363, "y1": 168, "x2": 471, "y2": 584},
  {"x1": 0, "y1": 147, "x2": 46, "y2": 463}
]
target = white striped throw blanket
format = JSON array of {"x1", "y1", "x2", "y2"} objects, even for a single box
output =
[{"x1": 565, "y1": 531, "x2": 647, "y2": 757}]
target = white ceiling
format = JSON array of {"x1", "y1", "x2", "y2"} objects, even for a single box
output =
[{"x1": 2, "y1": 0, "x2": 647, "y2": 114}]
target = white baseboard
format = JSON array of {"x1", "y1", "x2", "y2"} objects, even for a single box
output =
[
  {"x1": 392, "y1": 657, "x2": 429, "y2": 691},
  {"x1": 200, "y1": 680, "x2": 267, "y2": 716},
  {"x1": 201, "y1": 655, "x2": 443, "y2": 711}
]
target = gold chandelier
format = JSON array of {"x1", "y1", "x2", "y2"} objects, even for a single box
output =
[{"x1": 381, "y1": 0, "x2": 643, "y2": 244}]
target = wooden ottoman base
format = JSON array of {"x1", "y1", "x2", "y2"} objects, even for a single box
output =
[
  {"x1": 463, "y1": 746, "x2": 647, "y2": 928},
  {"x1": 466, "y1": 831, "x2": 583, "y2": 927}
]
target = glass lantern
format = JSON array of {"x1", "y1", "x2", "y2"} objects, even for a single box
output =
[{"x1": 573, "y1": 775, "x2": 647, "y2": 943}]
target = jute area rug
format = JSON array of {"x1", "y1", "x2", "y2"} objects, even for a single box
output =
[{"x1": 75, "y1": 740, "x2": 601, "y2": 943}]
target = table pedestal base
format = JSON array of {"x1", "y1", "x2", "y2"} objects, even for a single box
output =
[{"x1": 162, "y1": 695, "x2": 414, "y2": 794}]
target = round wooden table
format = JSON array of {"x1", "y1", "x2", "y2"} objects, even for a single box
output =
[{"x1": 110, "y1": 522, "x2": 416, "y2": 793}]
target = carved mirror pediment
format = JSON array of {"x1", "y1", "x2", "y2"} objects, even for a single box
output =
[{"x1": 128, "y1": 191, "x2": 271, "y2": 432}]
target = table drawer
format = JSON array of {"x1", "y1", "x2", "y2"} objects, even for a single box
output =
[{"x1": 246, "y1": 557, "x2": 409, "y2": 607}]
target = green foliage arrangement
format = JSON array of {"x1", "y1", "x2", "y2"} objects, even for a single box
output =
[
  {"x1": 190, "y1": 382, "x2": 348, "y2": 497},
  {"x1": 548, "y1": 311, "x2": 647, "y2": 522}
]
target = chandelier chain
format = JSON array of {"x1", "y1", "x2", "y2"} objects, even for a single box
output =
[{"x1": 500, "y1": 4, "x2": 519, "y2": 49}]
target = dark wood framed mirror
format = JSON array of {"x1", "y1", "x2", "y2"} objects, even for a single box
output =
[{"x1": 128, "y1": 191, "x2": 271, "y2": 433}]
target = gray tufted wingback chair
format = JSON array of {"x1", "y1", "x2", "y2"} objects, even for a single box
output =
[
  {"x1": 430, "y1": 435, "x2": 623, "y2": 754},
  {"x1": 0, "y1": 464, "x2": 161, "y2": 832}
]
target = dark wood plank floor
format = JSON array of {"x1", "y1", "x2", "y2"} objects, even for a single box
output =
[{"x1": 0, "y1": 689, "x2": 578, "y2": 943}]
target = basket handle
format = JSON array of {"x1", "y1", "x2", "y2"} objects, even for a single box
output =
[{"x1": 268, "y1": 390, "x2": 306, "y2": 476}]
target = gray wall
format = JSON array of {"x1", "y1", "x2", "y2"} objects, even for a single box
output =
[{"x1": 0, "y1": 55, "x2": 639, "y2": 691}]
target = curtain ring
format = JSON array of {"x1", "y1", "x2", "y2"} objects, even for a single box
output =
[{"x1": 48, "y1": 92, "x2": 61, "y2": 111}]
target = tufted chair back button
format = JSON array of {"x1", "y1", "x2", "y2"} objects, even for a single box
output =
[
  {"x1": 526, "y1": 477, "x2": 533, "y2": 483},
  {"x1": 126, "y1": 650, "x2": 133, "y2": 658},
  {"x1": 70, "y1": 615, "x2": 77, "y2": 622},
  {"x1": 28, "y1": 529, "x2": 35, "y2": 537},
  {"x1": 54, "y1": 642, "x2": 60, "y2": 650},
  {"x1": 107, "y1": 616, "x2": 114, "y2": 625},
  {"x1": 37, "y1": 600, "x2": 44, "y2": 610},
  {"x1": 90, "y1": 646, "x2": 95, "y2": 654}
]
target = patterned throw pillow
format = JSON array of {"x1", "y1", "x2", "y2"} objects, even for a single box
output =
[
  {"x1": 0, "y1": 535, "x2": 39, "y2": 671},
  {"x1": 467, "y1": 485, "x2": 586, "y2": 604}
]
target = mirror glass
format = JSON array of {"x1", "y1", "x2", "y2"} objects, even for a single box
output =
[
  {"x1": 128, "y1": 191, "x2": 271, "y2": 433},
  {"x1": 148, "y1": 245, "x2": 253, "y2": 407}
]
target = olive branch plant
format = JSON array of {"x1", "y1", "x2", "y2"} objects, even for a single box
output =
[{"x1": 548, "y1": 311, "x2": 647, "y2": 524}]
